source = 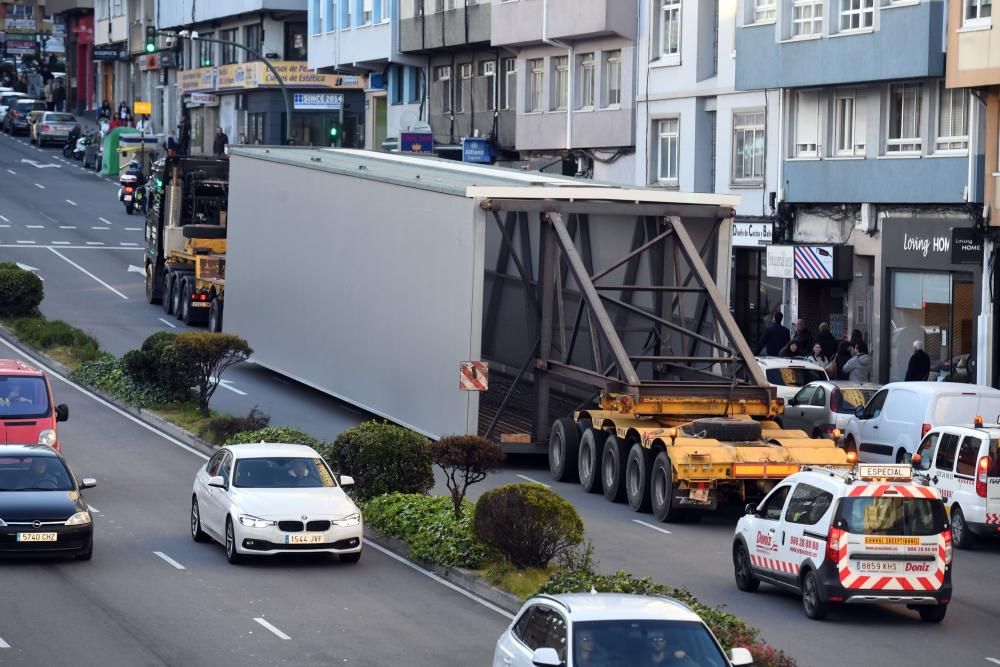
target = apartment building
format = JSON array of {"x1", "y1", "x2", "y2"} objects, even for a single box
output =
[
  {"x1": 637, "y1": 0, "x2": 781, "y2": 344},
  {"x1": 736, "y1": 0, "x2": 985, "y2": 383}
]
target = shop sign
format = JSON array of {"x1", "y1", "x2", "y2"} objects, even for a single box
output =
[
  {"x1": 462, "y1": 137, "x2": 493, "y2": 164},
  {"x1": 951, "y1": 227, "x2": 984, "y2": 265},
  {"x1": 94, "y1": 46, "x2": 122, "y2": 61},
  {"x1": 158, "y1": 51, "x2": 177, "y2": 69},
  {"x1": 293, "y1": 92, "x2": 343, "y2": 110},
  {"x1": 5, "y1": 19, "x2": 36, "y2": 32},
  {"x1": 766, "y1": 245, "x2": 794, "y2": 279},
  {"x1": 133, "y1": 101, "x2": 152, "y2": 116},
  {"x1": 794, "y1": 246, "x2": 834, "y2": 280},
  {"x1": 189, "y1": 93, "x2": 219, "y2": 107},
  {"x1": 732, "y1": 221, "x2": 773, "y2": 248},
  {"x1": 5, "y1": 39, "x2": 36, "y2": 55},
  {"x1": 138, "y1": 54, "x2": 159, "y2": 71},
  {"x1": 177, "y1": 61, "x2": 367, "y2": 94},
  {"x1": 400, "y1": 132, "x2": 433, "y2": 153},
  {"x1": 881, "y1": 217, "x2": 972, "y2": 272}
]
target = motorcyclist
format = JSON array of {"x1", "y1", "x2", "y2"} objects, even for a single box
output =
[
  {"x1": 63, "y1": 124, "x2": 81, "y2": 157},
  {"x1": 119, "y1": 159, "x2": 147, "y2": 213}
]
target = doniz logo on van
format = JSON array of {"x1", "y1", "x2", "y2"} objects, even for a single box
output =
[
  {"x1": 756, "y1": 531, "x2": 779, "y2": 552},
  {"x1": 864, "y1": 536, "x2": 920, "y2": 546},
  {"x1": 904, "y1": 563, "x2": 932, "y2": 573}
]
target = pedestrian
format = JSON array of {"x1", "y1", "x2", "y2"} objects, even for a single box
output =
[
  {"x1": 135, "y1": 114, "x2": 151, "y2": 135},
  {"x1": 815, "y1": 322, "x2": 838, "y2": 359},
  {"x1": 834, "y1": 341, "x2": 853, "y2": 381},
  {"x1": 905, "y1": 340, "x2": 931, "y2": 382},
  {"x1": 780, "y1": 341, "x2": 804, "y2": 358},
  {"x1": 843, "y1": 342, "x2": 871, "y2": 382},
  {"x1": 238, "y1": 133, "x2": 247, "y2": 145},
  {"x1": 164, "y1": 129, "x2": 178, "y2": 156},
  {"x1": 98, "y1": 100, "x2": 112, "y2": 121},
  {"x1": 850, "y1": 329, "x2": 865, "y2": 349},
  {"x1": 177, "y1": 116, "x2": 191, "y2": 155},
  {"x1": 807, "y1": 343, "x2": 832, "y2": 370},
  {"x1": 13, "y1": 76, "x2": 26, "y2": 93},
  {"x1": 212, "y1": 126, "x2": 229, "y2": 156},
  {"x1": 755, "y1": 311, "x2": 791, "y2": 357},
  {"x1": 43, "y1": 78, "x2": 54, "y2": 111},
  {"x1": 791, "y1": 319, "x2": 813, "y2": 354},
  {"x1": 52, "y1": 79, "x2": 65, "y2": 112},
  {"x1": 117, "y1": 101, "x2": 132, "y2": 125}
]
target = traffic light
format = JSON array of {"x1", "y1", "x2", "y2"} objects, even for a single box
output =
[
  {"x1": 328, "y1": 120, "x2": 343, "y2": 147},
  {"x1": 145, "y1": 26, "x2": 157, "y2": 54}
]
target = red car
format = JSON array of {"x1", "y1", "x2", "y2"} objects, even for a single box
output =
[{"x1": 0, "y1": 359, "x2": 69, "y2": 450}]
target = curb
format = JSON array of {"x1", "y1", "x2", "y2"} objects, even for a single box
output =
[{"x1": 0, "y1": 323, "x2": 524, "y2": 615}]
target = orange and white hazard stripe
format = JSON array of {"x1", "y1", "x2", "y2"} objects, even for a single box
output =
[
  {"x1": 837, "y1": 533, "x2": 947, "y2": 591},
  {"x1": 845, "y1": 483, "x2": 940, "y2": 499},
  {"x1": 749, "y1": 554, "x2": 799, "y2": 575}
]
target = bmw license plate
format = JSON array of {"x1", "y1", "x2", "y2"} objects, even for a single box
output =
[
  {"x1": 856, "y1": 560, "x2": 898, "y2": 573},
  {"x1": 285, "y1": 534, "x2": 323, "y2": 545},
  {"x1": 17, "y1": 532, "x2": 57, "y2": 542}
]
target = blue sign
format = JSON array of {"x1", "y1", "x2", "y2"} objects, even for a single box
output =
[
  {"x1": 462, "y1": 137, "x2": 493, "y2": 164},
  {"x1": 400, "y1": 132, "x2": 433, "y2": 153},
  {"x1": 369, "y1": 73, "x2": 386, "y2": 90}
]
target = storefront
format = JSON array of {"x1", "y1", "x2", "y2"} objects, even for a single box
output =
[
  {"x1": 729, "y1": 219, "x2": 780, "y2": 350},
  {"x1": 880, "y1": 216, "x2": 983, "y2": 383},
  {"x1": 765, "y1": 243, "x2": 854, "y2": 339}
]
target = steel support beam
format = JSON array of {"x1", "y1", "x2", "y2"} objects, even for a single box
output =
[
  {"x1": 482, "y1": 198, "x2": 734, "y2": 221},
  {"x1": 533, "y1": 215, "x2": 557, "y2": 440}
]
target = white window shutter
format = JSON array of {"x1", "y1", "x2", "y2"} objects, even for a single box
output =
[
  {"x1": 854, "y1": 95, "x2": 867, "y2": 150},
  {"x1": 795, "y1": 90, "x2": 819, "y2": 154}
]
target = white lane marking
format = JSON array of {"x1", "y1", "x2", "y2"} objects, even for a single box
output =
[
  {"x1": 0, "y1": 634, "x2": 8, "y2": 648},
  {"x1": 128, "y1": 265, "x2": 145, "y2": 275},
  {"x1": 212, "y1": 378, "x2": 247, "y2": 396},
  {"x1": 66, "y1": 199, "x2": 77, "y2": 206},
  {"x1": 253, "y1": 618, "x2": 291, "y2": 641},
  {"x1": 26, "y1": 225, "x2": 44, "y2": 229},
  {"x1": 51, "y1": 241, "x2": 71, "y2": 245},
  {"x1": 124, "y1": 227, "x2": 142, "y2": 231},
  {"x1": 16, "y1": 240, "x2": 35, "y2": 244},
  {"x1": 34, "y1": 183, "x2": 45, "y2": 189},
  {"x1": 87, "y1": 504, "x2": 99, "y2": 513},
  {"x1": 0, "y1": 215, "x2": 9, "y2": 222},
  {"x1": 0, "y1": 225, "x2": 8, "y2": 228},
  {"x1": 153, "y1": 551, "x2": 186, "y2": 570},
  {"x1": 633, "y1": 519, "x2": 672, "y2": 535},
  {"x1": 15, "y1": 263, "x2": 43, "y2": 281},
  {"x1": 59, "y1": 225, "x2": 76, "y2": 229},
  {"x1": 47, "y1": 247, "x2": 128, "y2": 300},
  {"x1": 0, "y1": 337, "x2": 209, "y2": 461},
  {"x1": 158, "y1": 318, "x2": 178, "y2": 329},
  {"x1": 6, "y1": 169, "x2": 14, "y2": 175},
  {"x1": 120, "y1": 243, "x2": 138, "y2": 247},
  {"x1": 99, "y1": 217, "x2": 112, "y2": 225},
  {"x1": 365, "y1": 540, "x2": 514, "y2": 619},
  {"x1": 985, "y1": 659, "x2": 1000, "y2": 666},
  {"x1": 85, "y1": 242, "x2": 104, "y2": 246},
  {"x1": 515, "y1": 474, "x2": 550, "y2": 488},
  {"x1": 92, "y1": 226, "x2": 110, "y2": 230}
]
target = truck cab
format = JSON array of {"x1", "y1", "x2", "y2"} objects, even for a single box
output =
[{"x1": 0, "y1": 359, "x2": 69, "y2": 450}]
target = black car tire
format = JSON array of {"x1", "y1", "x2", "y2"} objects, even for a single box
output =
[
  {"x1": 950, "y1": 506, "x2": 975, "y2": 550},
  {"x1": 339, "y1": 552, "x2": 361, "y2": 564},
  {"x1": 549, "y1": 417, "x2": 580, "y2": 483},
  {"x1": 734, "y1": 543, "x2": 760, "y2": 592},
  {"x1": 918, "y1": 604, "x2": 948, "y2": 623},
  {"x1": 578, "y1": 428, "x2": 607, "y2": 494},
  {"x1": 225, "y1": 517, "x2": 243, "y2": 564},
  {"x1": 75, "y1": 538, "x2": 93, "y2": 561},
  {"x1": 802, "y1": 569, "x2": 830, "y2": 620},
  {"x1": 191, "y1": 496, "x2": 209, "y2": 543},
  {"x1": 601, "y1": 435, "x2": 629, "y2": 503},
  {"x1": 625, "y1": 443, "x2": 653, "y2": 512}
]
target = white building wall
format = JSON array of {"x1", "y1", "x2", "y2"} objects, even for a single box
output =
[{"x1": 158, "y1": 0, "x2": 304, "y2": 29}]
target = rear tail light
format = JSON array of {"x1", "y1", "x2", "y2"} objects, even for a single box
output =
[
  {"x1": 826, "y1": 525, "x2": 845, "y2": 563},
  {"x1": 976, "y1": 456, "x2": 989, "y2": 498},
  {"x1": 942, "y1": 529, "x2": 953, "y2": 565},
  {"x1": 921, "y1": 423, "x2": 932, "y2": 439},
  {"x1": 125, "y1": 186, "x2": 134, "y2": 193},
  {"x1": 41, "y1": 124, "x2": 51, "y2": 131}
]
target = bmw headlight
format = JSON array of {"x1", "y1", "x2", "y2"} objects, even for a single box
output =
[
  {"x1": 238, "y1": 514, "x2": 275, "y2": 528},
  {"x1": 37, "y1": 429, "x2": 57, "y2": 447},
  {"x1": 65, "y1": 511, "x2": 91, "y2": 526},
  {"x1": 333, "y1": 513, "x2": 361, "y2": 527}
]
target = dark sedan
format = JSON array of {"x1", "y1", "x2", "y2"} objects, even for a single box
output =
[
  {"x1": 3, "y1": 99, "x2": 45, "y2": 135},
  {"x1": 0, "y1": 446, "x2": 95, "y2": 559}
]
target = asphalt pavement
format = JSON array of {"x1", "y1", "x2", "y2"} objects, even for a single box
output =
[{"x1": 2, "y1": 131, "x2": 1000, "y2": 667}]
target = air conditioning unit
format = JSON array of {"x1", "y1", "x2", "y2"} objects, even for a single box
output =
[{"x1": 856, "y1": 203, "x2": 875, "y2": 233}]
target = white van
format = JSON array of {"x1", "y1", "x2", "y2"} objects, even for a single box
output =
[{"x1": 841, "y1": 382, "x2": 1000, "y2": 464}]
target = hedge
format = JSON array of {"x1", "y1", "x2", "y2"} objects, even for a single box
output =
[
  {"x1": 327, "y1": 421, "x2": 434, "y2": 501},
  {"x1": 10, "y1": 317, "x2": 100, "y2": 365},
  {"x1": 71, "y1": 354, "x2": 177, "y2": 407},
  {"x1": 0, "y1": 263, "x2": 43, "y2": 317}
]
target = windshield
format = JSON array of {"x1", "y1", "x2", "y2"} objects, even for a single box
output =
[
  {"x1": 0, "y1": 376, "x2": 51, "y2": 419},
  {"x1": 233, "y1": 457, "x2": 337, "y2": 489},
  {"x1": 46, "y1": 113, "x2": 75, "y2": 123},
  {"x1": 572, "y1": 620, "x2": 729, "y2": 667},
  {"x1": 0, "y1": 455, "x2": 74, "y2": 491},
  {"x1": 837, "y1": 388, "x2": 877, "y2": 414},
  {"x1": 836, "y1": 497, "x2": 948, "y2": 536},
  {"x1": 0, "y1": 94, "x2": 22, "y2": 105},
  {"x1": 766, "y1": 367, "x2": 828, "y2": 387}
]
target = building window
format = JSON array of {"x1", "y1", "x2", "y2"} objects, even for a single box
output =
[
  {"x1": 325, "y1": 0, "x2": 336, "y2": 31},
  {"x1": 244, "y1": 25, "x2": 262, "y2": 59},
  {"x1": 965, "y1": 0, "x2": 992, "y2": 24},
  {"x1": 791, "y1": 0, "x2": 823, "y2": 36},
  {"x1": 887, "y1": 82, "x2": 922, "y2": 153},
  {"x1": 390, "y1": 65, "x2": 403, "y2": 105},
  {"x1": 754, "y1": 0, "x2": 777, "y2": 22},
  {"x1": 793, "y1": 90, "x2": 819, "y2": 158},
  {"x1": 502, "y1": 58, "x2": 516, "y2": 110},
  {"x1": 732, "y1": 111, "x2": 766, "y2": 184},
  {"x1": 658, "y1": 0, "x2": 681, "y2": 57},
  {"x1": 407, "y1": 67, "x2": 421, "y2": 103},
  {"x1": 220, "y1": 29, "x2": 238, "y2": 64},
  {"x1": 834, "y1": 90, "x2": 866, "y2": 156},
  {"x1": 111, "y1": 0, "x2": 124, "y2": 17},
  {"x1": 199, "y1": 34, "x2": 214, "y2": 67},
  {"x1": 936, "y1": 82, "x2": 969, "y2": 151},
  {"x1": 656, "y1": 118, "x2": 679, "y2": 185},
  {"x1": 311, "y1": 0, "x2": 322, "y2": 33},
  {"x1": 528, "y1": 58, "x2": 544, "y2": 112},
  {"x1": 363, "y1": 0, "x2": 373, "y2": 23},
  {"x1": 553, "y1": 56, "x2": 569, "y2": 110},
  {"x1": 577, "y1": 53, "x2": 595, "y2": 110},
  {"x1": 285, "y1": 22, "x2": 309, "y2": 60},
  {"x1": 604, "y1": 50, "x2": 621, "y2": 107},
  {"x1": 839, "y1": 0, "x2": 874, "y2": 31},
  {"x1": 480, "y1": 60, "x2": 496, "y2": 111},
  {"x1": 248, "y1": 112, "x2": 266, "y2": 144},
  {"x1": 435, "y1": 65, "x2": 452, "y2": 113},
  {"x1": 456, "y1": 63, "x2": 472, "y2": 113}
]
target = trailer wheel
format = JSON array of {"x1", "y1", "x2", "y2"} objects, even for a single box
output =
[
  {"x1": 651, "y1": 451, "x2": 682, "y2": 522},
  {"x1": 548, "y1": 418, "x2": 580, "y2": 483},
  {"x1": 578, "y1": 428, "x2": 607, "y2": 494},
  {"x1": 162, "y1": 273, "x2": 175, "y2": 314},
  {"x1": 181, "y1": 282, "x2": 195, "y2": 324},
  {"x1": 601, "y1": 435, "x2": 628, "y2": 503},
  {"x1": 208, "y1": 298, "x2": 223, "y2": 333},
  {"x1": 626, "y1": 443, "x2": 653, "y2": 513},
  {"x1": 682, "y1": 418, "x2": 762, "y2": 442},
  {"x1": 145, "y1": 263, "x2": 161, "y2": 304},
  {"x1": 171, "y1": 276, "x2": 186, "y2": 317}
]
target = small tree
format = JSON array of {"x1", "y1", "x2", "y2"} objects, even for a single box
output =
[
  {"x1": 430, "y1": 435, "x2": 506, "y2": 520},
  {"x1": 174, "y1": 332, "x2": 252, "y2": 416}
]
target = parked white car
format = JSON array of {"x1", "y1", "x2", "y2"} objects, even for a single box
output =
[
  {"x1": 190, "y1": 442, "x2": 363, "y2": 564},
  {"x1": 914, "y1": 423, "x2": 1000, "y2": 549},
  {"x1": 756, "y1": 356, "x2": 829, "y2": 403},
  {"x1": 841, "y1": 382, "x2": 1000, "y2": 464}
]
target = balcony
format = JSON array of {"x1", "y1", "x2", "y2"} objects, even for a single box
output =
[
  {"x1": 399, "y1": 2, "x2": 490, "y2": 53},
  {"x1": 492, "y1": 0, "x2": 636, "y2": 47}
]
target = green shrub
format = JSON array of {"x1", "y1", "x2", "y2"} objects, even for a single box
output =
[
  {"x1": 198, "y1": 406, "x2": 271, "y2": 445},
  {"x1": 225, "y1": 425, "x2": 320, "y2": 447},
  {"x1": 10, "y1": 318, "x2": 100, "y2": 362},
  {"x1": 122, "y1": 332, "x2": 194, "y2": 401},
  {"x1": 71, "y1": 354, "x2": 176, "y2": 407},
  {"x1": 327, "y1": 421, "x2": 434, "y2": 501},
  {"x1": 363, "y1": 493, "x2": 487, "y2": 568},
  {"x1": 0, "y1": 263, "x2": 43, "y2": 317},
  {"x1": 473, "y1": 483, "x2": 583, "y2": 568},
  {"x1": 174, "y1": 332, "x2": 252, "y2": 416}
]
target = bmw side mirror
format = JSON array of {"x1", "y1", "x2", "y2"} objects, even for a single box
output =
[
  {"x1": 730, "y1": 647, "x2": 754, "y2": 666},
  {"x1": 745, "y1": 503, "x2": 757, "y2": 516},
  {"x1": 208, "y1": 475, "x2": 226, "y2": 489},
  {"x1": 80, "y1": 478, "x2": 97, "y2": 489},
  {"x1": 531, "y1": 648, "x2": 561, "y2": 667},
  {"x1": 56, "y1": 404, "x2": 69, "y2": 422},
  {"x1": 855, "y1": 406, "x2": 865, "y2": 419},
  {"x1": 339, "y1": 475, "x2": 355, "y2": 487}
]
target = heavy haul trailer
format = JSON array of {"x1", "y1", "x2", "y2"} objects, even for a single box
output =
[
  {"x1": 142, "y1": 156, "x2": 230, "y2": 331},
  {"x1": 222, "y1": 148, "x2": 847, "y2": 521}
]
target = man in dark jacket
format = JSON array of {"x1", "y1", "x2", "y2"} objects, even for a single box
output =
[
  {"x1": 815, "y1": 322, "x2": 838, "y2": 359},
  {"x1": 756, "y1": 311, "x2": 791, "y2": 356},
  {"x1": 212, "y1": 127, "x2": 229, "y2": 156},
  {"x1": 791, "y1": 319, "x2": 813, "y2": 355},
  {"x1": 905, "y1": 340, "x2": 931, "y2": 381}
]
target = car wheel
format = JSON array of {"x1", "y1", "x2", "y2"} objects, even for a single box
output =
[
  {"x1": 191, "y1": 496, "x2": 209, "y2": 543},
  {"x1": 601, "y1": 435, "x2": 628, "y2": 503},
  {"x1": 625, "y1": 443, "x2": 653, "y2": 512},
  {"x1": 548, "y1": 417, "x2": 580, "y2": 483},
  {"x1": 75, "y1": 538, "x2": 93, "y2": 561},
  {"x1": 578, "y1": 428, "x2": 606, "y2": 494},
  {"x1": 918, "y1": 604, "x2": 948, "y2": 623},
  {"x1": 802, "y1": 569, "x2": 829, "y2": 620},
  {"x1": 734, "y1": 543, "x2": 760, "y2": 592},
  {"x1": 950, "y1": 506, "x2": 975, "y2": 550},
  {"x1": 225, "y1": 517, "x2": 243, "y2": 564},
  {"x1": 896, "y1": 448, "x2": 908, "y2": 464},
  {"x1": 339, "y1": 551, "x2": 361, "y2": 564},
  {"x1": 651, "y1": 451, "x2": 681, "y2": 522}
]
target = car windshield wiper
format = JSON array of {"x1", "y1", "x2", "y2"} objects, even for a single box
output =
[{"x1": 15, "y1": 486, "x2": 70, "y2": 492}]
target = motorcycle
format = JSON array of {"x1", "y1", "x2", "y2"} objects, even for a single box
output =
[
  {"x1": 62, "y1": 125, "x2": 82, "y2": 158},
  {"x1": 71, "y1": 133, "x2": 88, "y2": 160},
  {"x1": 118, "y1": 161, "x2": 146, "y2": 215}
]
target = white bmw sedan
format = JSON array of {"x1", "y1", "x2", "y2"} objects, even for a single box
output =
[{"x1": 190, "y1": 443, "x2": 363, "y2": 564}]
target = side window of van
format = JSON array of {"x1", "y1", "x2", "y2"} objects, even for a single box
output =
[
  {"x1": 863, "y1": 390, "x2": 888, "y2": 420},
  {"x1": 934, "y1": 433, "x2": 960, "y2": 472},
  {"x1": 915, "y1": 433, "x2": 939, "y2": 471},
  {"x1": 955, "y1": 436, "x2": 984, "y2": 477},
  {"x1": 785, "y1": 483, "x2": 834, "y2": 525},
  {"x1": 882, "y1": 389, "x2": 914, "y2": 421}
]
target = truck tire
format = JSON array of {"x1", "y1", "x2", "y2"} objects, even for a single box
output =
[
  {"x1": 181, "y1": 282, "x2": 195, "y2": 324},
  {"x1": 208, "y1": 298, "x2": 223, "y2": 333},
  {"x1": 171, "y1": 276, "x2": 186, "y2": 317},
  {"x1": 625, "y1": 443, "x2": 653, "y2": 513},
  {"x1": 682, "y1": 418, "x2": 762, "y2": 442},
  {"x1": 578, "y1": 428, "x2": 606, "y2": 494},
  {"x1": 145, "y1": 263, "x2": 161, "y2": 304},
  {"x1": 162, "y1": 273, "x2": 174, "y2": 314},
  {"x1": 601, "y1": 435, "x2": 628, "y2": 503},
  {"x1": 548, "y1": 418, "x2": 580, "y2": 483},
  {"x1": 183, "y1": 224, "x2": 227, "y2": 240},
  {"x1": 651, "y1": 451, "x2": 682, "y2": 522}
]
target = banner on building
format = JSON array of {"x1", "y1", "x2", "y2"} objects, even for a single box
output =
[
  {"x1": 400, "y1": 132, "x2": 433, "y2": 153},
  {"x1": 951, "y1": 227, "x2": 984, "y2": 265},
  {"x1": 189, "y1": 93, "x2": 219, "y2": 107},
  {"x1": 766, "y1": 246, "x2": 794, "y2": 279},
  {"x1": 794, "y1": 246, "x2": 834, "y2": 280},
  {"x1": 732, "y1": 222, "x2": 773, "y2": 247},
  {"x1": 462, "y1": 137, "x2": 493, "y2": 164},
  {"x1": 293, "y1": 92, "x2": 343, "y2": 110},
  {"x1": 177, "y1": 61, "x2": 367, "y2": 94}
]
